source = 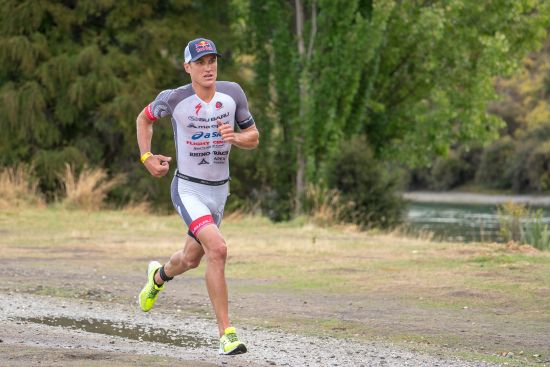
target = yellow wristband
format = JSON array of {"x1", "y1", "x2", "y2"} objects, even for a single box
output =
[{"x1": 140, "y1": 152, "x2": 153, "y2": 163}]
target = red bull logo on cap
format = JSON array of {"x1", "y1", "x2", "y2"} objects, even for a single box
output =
[{"x1": 195, "y1": 40, "x2": 214, "y2": 53}]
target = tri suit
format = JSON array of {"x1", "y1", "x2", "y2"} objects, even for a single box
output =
[{"x1": 144, "y1": 81, "x2": 255, "y2": 241}]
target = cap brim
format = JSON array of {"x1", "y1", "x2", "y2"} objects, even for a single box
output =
[{"x1": 189, "y1": 52, "x2": 222, "y2": 62}]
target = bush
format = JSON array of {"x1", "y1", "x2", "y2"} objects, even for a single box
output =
[
  {"x1": 59, "y1": 164, "x2": 125, "y2": 210},
  {"x1": 0, "y1": 165, "x2": 44, "y2": 209},
  {"x1": 327, "y1": 138, "x2": 404, "y2": 229}
]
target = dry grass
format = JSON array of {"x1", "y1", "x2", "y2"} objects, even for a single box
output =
[
  {"x1": 0, "y1": 165, "x2": 44, "y2": 209},
  {"x1": 122, "y1": 199, "x2": 152, "y2": 214},
  {"x1": 59, "y1": 164, "x2": 125, "y2": 210},
  {"x1": 304, "y1": 183, "x2": 350, "y2": 226}
]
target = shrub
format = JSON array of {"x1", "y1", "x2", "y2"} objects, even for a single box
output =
[
  {"x1": 59, "y1": 164, "x2": 125, "y2": 210},
  {"x1": 0, "y1": 165, "x2": 44, "y2": 209},
  {"x1": 327, "y1": 138, "x2": 404, "y2": 229}
]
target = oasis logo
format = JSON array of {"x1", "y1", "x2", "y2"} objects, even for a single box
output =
[
  {"x1": 214, "y1": 151, "x2": 228, "y2": 156},
  {"x1": 192, "y1": 131, "x2": 221, "y2": 140},
  {"x1": 216, "y1": 101, "x2": 223, "y2": 109},
  {"x1": 189, "y1": 152, "x2": 210, "y2": 157}
]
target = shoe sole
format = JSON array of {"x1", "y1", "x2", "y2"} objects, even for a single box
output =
[{"x1": 220, "y1": 343, "x2": 247, "y2": 355}]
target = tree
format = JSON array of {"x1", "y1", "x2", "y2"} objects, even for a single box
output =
[{"x1": 244, "y1": 0, "x2": 550, "y2": 217}]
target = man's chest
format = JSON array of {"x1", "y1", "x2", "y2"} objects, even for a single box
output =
[{"x1": 173, "y1": 93, "x2": 236, "y2": 131}]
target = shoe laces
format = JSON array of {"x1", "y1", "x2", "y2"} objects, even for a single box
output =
[
  {"x1": 225, "y1": 332, "x2": 238, "y2": 344},
  {"x1": 147, "y1": 287, "x2": 159, "y2": 299}
]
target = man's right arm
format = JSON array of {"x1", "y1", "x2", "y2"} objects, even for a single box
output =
[{"x1": 136, "y1": 109, "x2": 171, "y2": 177}]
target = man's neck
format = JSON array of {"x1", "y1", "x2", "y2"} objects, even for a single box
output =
[{"x1": 192, "y1": 81, "x2": 216, "y2": 103}]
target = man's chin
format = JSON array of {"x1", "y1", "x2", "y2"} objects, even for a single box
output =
[{"x1": 199, "y1": 79, "x2": 216, "y2": 88}]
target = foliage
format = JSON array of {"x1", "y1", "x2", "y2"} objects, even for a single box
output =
[
  {"x1": 0, "y1": 165, "x2": 44, "y2": 208},
  {"x1": 327, "y1": 138, "x2": 404, "y2": 229},
  {"x1": 491, "y1": 34, "x2": 550, "y2": 133},
  {"x1": 0, "y1": 0, "x2": 243, "y2": 206},
  {"x1": 245, "y1": 0, "x2": 550, "y2": 218}
]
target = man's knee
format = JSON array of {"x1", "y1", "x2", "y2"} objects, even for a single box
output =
[
  {"x1": 183, "y1": 254, "x2": 201, "y2": 269},
  {"x1": 207, "y1": 240, "x2": 227, "y2": 263}
]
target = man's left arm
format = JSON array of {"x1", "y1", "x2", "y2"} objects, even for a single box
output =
[{"x1": 217, "y1": 120, "x2": 259, "y2": 149}]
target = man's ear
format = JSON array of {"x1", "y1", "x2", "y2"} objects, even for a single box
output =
[{"x1": 183, "y1": 62, "x2": 191, "y2": 74}]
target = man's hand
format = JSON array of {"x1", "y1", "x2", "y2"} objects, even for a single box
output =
[
  {"x1": 143, "y1": 154, "x2": 172, "y2": 177},
  {"x1": 217, "y1": 119, "x2": 236, "y2": 144}
]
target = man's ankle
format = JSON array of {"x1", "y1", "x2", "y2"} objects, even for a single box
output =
[{"x1": 153, "y1": 269, "x2": 164, "y2": 287}]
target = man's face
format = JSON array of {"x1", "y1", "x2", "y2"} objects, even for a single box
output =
[{"x1": 184, "y1": 54, "x2": 217, "y2": 88}]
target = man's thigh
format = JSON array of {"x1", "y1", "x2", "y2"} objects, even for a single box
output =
[{"x1": 196, "y1": 224, "x2": 225, "y2": 253}]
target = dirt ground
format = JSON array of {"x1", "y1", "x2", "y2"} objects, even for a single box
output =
[{"x1": 1, "y1": 209, "x2": 549, "y2": 366}]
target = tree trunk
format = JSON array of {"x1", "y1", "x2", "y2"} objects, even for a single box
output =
[{"x1": 294, "y1": 0, "x2": 313, "y2": 216}]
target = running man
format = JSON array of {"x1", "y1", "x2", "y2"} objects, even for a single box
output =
[{"x1": 136, "y1": 38, "x2": 259, "y2": 355}]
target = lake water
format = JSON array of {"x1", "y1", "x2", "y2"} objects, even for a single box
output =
[{"x1": 405, "y1": 202, "x2": 550, "y2": 243}]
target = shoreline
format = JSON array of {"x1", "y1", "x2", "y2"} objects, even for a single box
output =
[{"x1": 403, "y1": 191, "x2": 550, "y2": 206}]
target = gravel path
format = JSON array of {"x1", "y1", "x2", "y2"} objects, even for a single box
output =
[{"x1": 0, "y1": 293, "x2": 501, "y2": 367}]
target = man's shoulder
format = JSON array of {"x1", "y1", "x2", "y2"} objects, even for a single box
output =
[
  {"x1": 216, "y1": 81, "x2": 245, "y2": 99},
  {"x1": 163, "y1": 83, "x2": 194, "y2": 102}
]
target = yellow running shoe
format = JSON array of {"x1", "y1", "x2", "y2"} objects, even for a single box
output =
[
  {"x1": 139, "y1": 261, "x2": 164, "y2": 312},
  {"x1": 219, "y1": 327, "x2": 247, "y2": 355}
]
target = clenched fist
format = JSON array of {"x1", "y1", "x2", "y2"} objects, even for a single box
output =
[
  {"x1": 144, "y1": 154, "x2": 172, "y2": 177},
  {"x1": 216, "y1": 119, "x2": 235, "y2": 144}
]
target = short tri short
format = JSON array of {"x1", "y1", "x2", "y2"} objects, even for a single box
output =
[{"x1": 170, "y1": 174, "x2": 229, "y2": 242}]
